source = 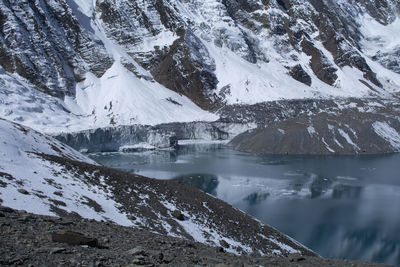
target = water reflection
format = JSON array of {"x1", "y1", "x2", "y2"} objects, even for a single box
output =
[
  {"x1": 332, "y1": 184, "x2": 363, "y2": 199},
  {"x1": 172, "y1": 174, "x2": 219, "y2": 196},
  {"x1": 243, "y1": 192, "x2": 270, "y2": 205},
  {"x1": 89, "y1": 144, "x2": 400, "y2": 266}
]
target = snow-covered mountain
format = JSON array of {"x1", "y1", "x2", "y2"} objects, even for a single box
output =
[
  {"x1": 0, "y1": 118, "x2": 315, "y2": 256},
  {"x1": 1, "y1": 0, "x2": 400, "y2": 133}
]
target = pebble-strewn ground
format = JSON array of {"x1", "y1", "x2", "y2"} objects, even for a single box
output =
[{"x1": 0, "y1": 206, "x2": 391, "y2": 267}]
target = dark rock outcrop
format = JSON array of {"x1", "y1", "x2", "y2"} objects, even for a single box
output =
[
  {"x1": 171, "y1": 210, "x2": 185, "y2": 221},
  {"x1": 301, "y1": 40, "x2": 337, "y2": 86},
  {"x1": 150, "y1": 30, "x2": 220, "y2": 110},
  {"x1": 0, "y1": 0, "x2": 113, "y2": 97},
  {"x1": 288, "y1": 64, "x2": 312, "y2": 86}
]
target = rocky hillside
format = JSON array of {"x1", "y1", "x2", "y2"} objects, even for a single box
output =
[
  {"x1": 228, "y1": 98, "x2": 400, "y2": 154},
  {"x1": 0, "y1": 206, "x2": 391, "y2": 267},
  {"x1": 0, "y1": 118, "x2": 315, "y2": 256},
  {"x1": 0, "y1": 0, "x2": 400, "y2": 133}
]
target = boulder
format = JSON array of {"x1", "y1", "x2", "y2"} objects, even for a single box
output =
[
  {"x1": 17, "y1": 189, "x2": 29, "y2": 195},
  {"x1": 51, "y1": 230, "x2": 98, "y2": 247},
  {"x1": 288, "y1": 253, "x2": 306, "y2": 262},
  {"x1": 171, "y1": 210, "x2": 185, "y2": 221},
  {"x1": 219, "y1": 239, "x2": 230, "y2": 248},
  {"x1": 127, "y1": 246, "x2": 145, "y2": 256}
]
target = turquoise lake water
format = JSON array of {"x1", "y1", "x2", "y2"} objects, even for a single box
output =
[{"x1": 89, "y1": 142, "x2": 400, "y2": 266}]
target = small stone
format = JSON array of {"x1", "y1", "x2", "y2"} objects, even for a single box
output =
[
  {"x1": 20, "y1": 233, "x2": 35, "y2": 239},
  {"x1": 17, "y1": 217, "x2": 28, "y2": 223},
  {"x1": 216, "y1": 247, "x2": 224, "y2": 253},
  {"x1": 134, "y1": 255, "x2": 145, "y2": 260},
  {"x1": 7, "y1": 256, "x2": 27, "y2": 265},
  {"x1": 171, "y1": 210, "x2": 184, "y2": 221},
  {"x1": 128, "y1": 246, "x2": 145, "y2": 256},
  {"x1": 216, "y1": 264, "x2": 230, "y2": 267},
  {"x1": 127, "y1": 215, "x2": 136, "y2": 221},
  {"x1": 17, "y1": 189, "x2": 29, "y2": 195},
  {"x1": 35, "y1": 247, "x2": 50, "y2": 253},
  {"x1": 162, "y1": 253, "x2": 175, "y2": 263},
  {"x1": 53, "y1": 191, "x2": 63, "y2": 197},
  {"x1": 158, "y1": 252, "x2": 164, "y2": 261},
  {"x1": 288, "y1": 252, "x2": 306, "y2": 262},
  {"x1": 131, "y1": 257, "x2": 145, "y2": 265},
  {"x1": 60, "y1": 218, "x2": 74, "y2": 226},
  {"x1": 219, "y1": 239, "x2": 230, "y2": 248},
  {"x1": 23, "y1": 214, "x2": 33, "y2": 219},
  {"x1": 50, "y1": 247, "x2": 67, "y2": 254}
]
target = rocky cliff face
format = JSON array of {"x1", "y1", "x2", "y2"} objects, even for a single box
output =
[
  {"x1": 0, "y1": 0, "x2": 113, "y2": 97},
  {"x1": 1, "y1": 0, "x2": 399, "y2": 132}
]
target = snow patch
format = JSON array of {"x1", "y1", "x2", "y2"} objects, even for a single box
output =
[
  {"x1": 160, "y1": 200, "x2": 252, "y2": 255},
  {"x1": 372, "y1": 121, "x2": 400, "y2": 150},
  {"x1": 322, "y1": 137, "x2": 335, "y2": 153},
  {"x1": 268, "y1": 238, "x2": 301, "y2": 254},
  {"x1": 360, "y1": 14, "x2": 400, "y2": 58},
  {"x1": 338, "y1": 129, "x2": 360, "y2": 151},
  {"x1": 307, "y1": 125, "x2": 317, "y2": 136},
  {"x1": 278, "y1": 128, "x2": 285, "y2": 134}
]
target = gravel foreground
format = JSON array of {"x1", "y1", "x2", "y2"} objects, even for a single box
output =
[{"x1": 0, "y1": 206, "x2": 391, "y2": 267}]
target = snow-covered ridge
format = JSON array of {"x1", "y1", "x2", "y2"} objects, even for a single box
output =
[
  {"x1": 0, "y1": 118, "x2": 94, "y2": 164},
  {"x1": 0, "y1": 118, "x2": 130, "y2": 222}
]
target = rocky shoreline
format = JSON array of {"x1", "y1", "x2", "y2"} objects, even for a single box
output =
[{"x1": 0, "y1": 206, "x2": 391, "y2": 267}]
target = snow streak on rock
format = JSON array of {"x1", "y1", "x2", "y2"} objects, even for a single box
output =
[{"x1": 373, "y1": 121, "x2": 400, "y2": 150}]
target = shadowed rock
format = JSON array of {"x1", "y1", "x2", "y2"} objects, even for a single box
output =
[
  {"x1": 51, "y1": 230, "x2": 98, "y2": 247},
  {"x1": 171, "y1": 210, "x2": 185, "y2": 221}
]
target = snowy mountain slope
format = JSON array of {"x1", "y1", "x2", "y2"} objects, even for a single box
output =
[
  {"x1": 1, "y1": 0, "x2": 400, "y2": 133},
  {"x1": 0, "y1": 118, "x2": 128, "y2": 221},
  {"x1": 0, "y1": 118, "x2": 314, "y2": 256},
  {"x1": 0, "y1": 118, "x2": 94, "y2": 163},
  {"x1": 0, "y1": 61, "x2": 217, "y2": 133}
]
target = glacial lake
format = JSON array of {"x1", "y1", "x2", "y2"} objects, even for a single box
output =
[{"x1": 89, "y1": 141, "x2": 400, "y2": 266}]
